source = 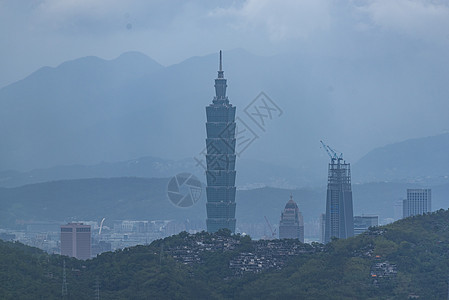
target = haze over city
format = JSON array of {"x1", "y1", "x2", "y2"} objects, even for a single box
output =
[{"x1": 1, "y1": 1, "x2": 449, "y2": 299}]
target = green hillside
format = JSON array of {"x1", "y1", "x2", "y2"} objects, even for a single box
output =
[{"x1": 2, "y1": 210, "x2": 449, "y2": 299}]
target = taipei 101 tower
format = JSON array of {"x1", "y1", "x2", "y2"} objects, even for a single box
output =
[{"x1": 205, "y1": 51, "x2": 237, "y2": 233}]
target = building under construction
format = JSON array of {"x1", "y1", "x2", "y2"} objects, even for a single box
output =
[{"x1": 321, "y1": 141, "x2": 354, "y2": 243}]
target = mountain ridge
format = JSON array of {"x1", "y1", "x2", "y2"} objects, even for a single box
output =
[
  {"x1": 1, "y1": 177, "x2": 448, "y2": 232},
  {"x1": 1, "y1": 133, "x2": 447, "y2": 189},
  {"x1": 353, "y1": 132, "x2": 449, "y2": 183},
  {"x1": 1, "y1": 49, "x2": 448, "y2": 175}
]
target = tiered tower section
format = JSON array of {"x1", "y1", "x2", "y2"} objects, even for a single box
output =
[{"x1": 205, "y1": 51, "x2": 237, "y2": 233}]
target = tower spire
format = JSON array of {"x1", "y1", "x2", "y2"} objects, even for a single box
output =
[
  {"x1": 214, "y1": 50, "x2": 227, "y2": 100},
  {"x1": 217, "y1": 50, "x2": 224, "y2": 79}
]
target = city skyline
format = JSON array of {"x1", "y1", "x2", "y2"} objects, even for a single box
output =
[{"x1": 1, "y1": 1, "x2": 449, "y2": 297}]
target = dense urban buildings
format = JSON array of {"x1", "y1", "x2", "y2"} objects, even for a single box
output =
[
  {"x1": 354, "y1": 215, "x2": 379, "y2": 235},
  {"x1": 279, "y1": 195, "x2": 304, "y2": 242},
  {"x1": 60, "y1": 223, "x2": 91, "y2": 260},
  {"x1": 403, "y1": 189, "x2": 432, "y2": 218},
  {"x1": 323, "y1": 143, "x2": 354, "y2": 243},
  {"x1": 205, "y1": 51, "x2": 237, "y2": 233}
]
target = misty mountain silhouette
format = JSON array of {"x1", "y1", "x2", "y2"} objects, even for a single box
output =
[
  {"x1": 353, "y1": 133, "x2": 449, "y2": 183},
  {"x1": 1, "y1": 50, "x2": 448, "y2": 180},
  {"x1": 1, "y1": 177, "x2": 448, "y2": 229},
  {"x1": 1, "y1": 133, "x2": 446, "y2": 189}
]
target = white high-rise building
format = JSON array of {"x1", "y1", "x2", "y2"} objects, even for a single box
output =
[{"x1": 403, "y1": 189, "x2": 431, "y2": 218}]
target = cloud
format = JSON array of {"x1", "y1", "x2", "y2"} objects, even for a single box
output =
[
  {"x1": 210, "y1": 0, "x2": 331, "y2": 41},
  {"x1": 1, "y1": 0, "x2": 449, "y2": 87},
  {"x1": 358, "y1": 0, "x2": 449, "y2": 42},
  {"x1": 30, "y1": 0, "x2": 172, "y2": 35}
]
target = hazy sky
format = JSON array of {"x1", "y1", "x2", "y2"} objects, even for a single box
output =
[{"x1": 2, "y1": 0, "x2": 449, "y2": 87}]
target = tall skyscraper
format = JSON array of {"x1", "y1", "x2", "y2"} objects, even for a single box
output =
[
  {"x1": 279, "y1": 195, "x2": 304, "y2": 242},
  {"x1": 354, "y1": 215, "x2": 379, "y2": 235},
  {"x1": 205, "y1": 51, "x2": 237, "y2": 233},
  {"x1": 60, "y1": 223, "x2": 91, "y2": 260},
  {"x1": 322, "y1": 142, "x2": 354, "y2": 243},
  {"x1": 403, "y1": 189, "x2": 431, "y2": 218}
]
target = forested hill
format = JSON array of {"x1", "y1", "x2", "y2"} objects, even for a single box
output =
[{"x1": 3, "y1": 210, "x2": 449, "y2": 299}]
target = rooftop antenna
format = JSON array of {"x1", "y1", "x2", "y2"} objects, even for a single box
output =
[{"x1": 219, "y1": 50, "x2": 222, "y2": 71}]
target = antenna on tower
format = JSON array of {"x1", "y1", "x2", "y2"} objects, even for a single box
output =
[
  {"x1": 447, "y1": 274, "x2": 449, "y2": 300},
  {"x1": 94, "y1": 276, "x2": 100, "y2": 300},
  {"x1": 62, "y1": 260, "x2": 68, "y2": 299},
  {"x1": 159, "y1": 244, "x2": 164, "y2": 265},
  {"x1": 217, "y1": 50, "x2": 224, "y2": 79}
]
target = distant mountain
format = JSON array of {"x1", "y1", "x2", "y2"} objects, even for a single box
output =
[
  {"x1": 353, "y1": 133, "x2": 449, "y2": 184},
  {"x1": 0, "y1": 156, "x2": 193, "y2": 188},
  {"x1": 1, "y1": 177, "x2": 448, "y2": 230},
  {"x1": 2, "y1": 133, "x2": 447, "y2": 189},
  {"x1": 0, "y1": 156, "x2": 318, "y2": 189},
  {"x1": 1, "y1": 49, "x2": 448, "y2": 179},
  {"x1": 0, "y1": 51, "x2": 164, "y2": 171}
]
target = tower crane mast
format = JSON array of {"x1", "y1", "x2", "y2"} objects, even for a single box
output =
[
  {"x1": 320, "y1": 140, "x2": 343, "y2": 163},
  {"x1": 264, "y1": 216, "x2": 276, "y2": 239}
]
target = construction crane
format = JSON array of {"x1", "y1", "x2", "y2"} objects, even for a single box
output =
[
  {"x1": 99, "y1": 218, "x2": 106, "y2": 235},
  {"x1": 264, "y1": 216, "x2": 277, "y2": 239},
  {"x1": 320, "y1": 140, "x2": 343, "y2": 163}
]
